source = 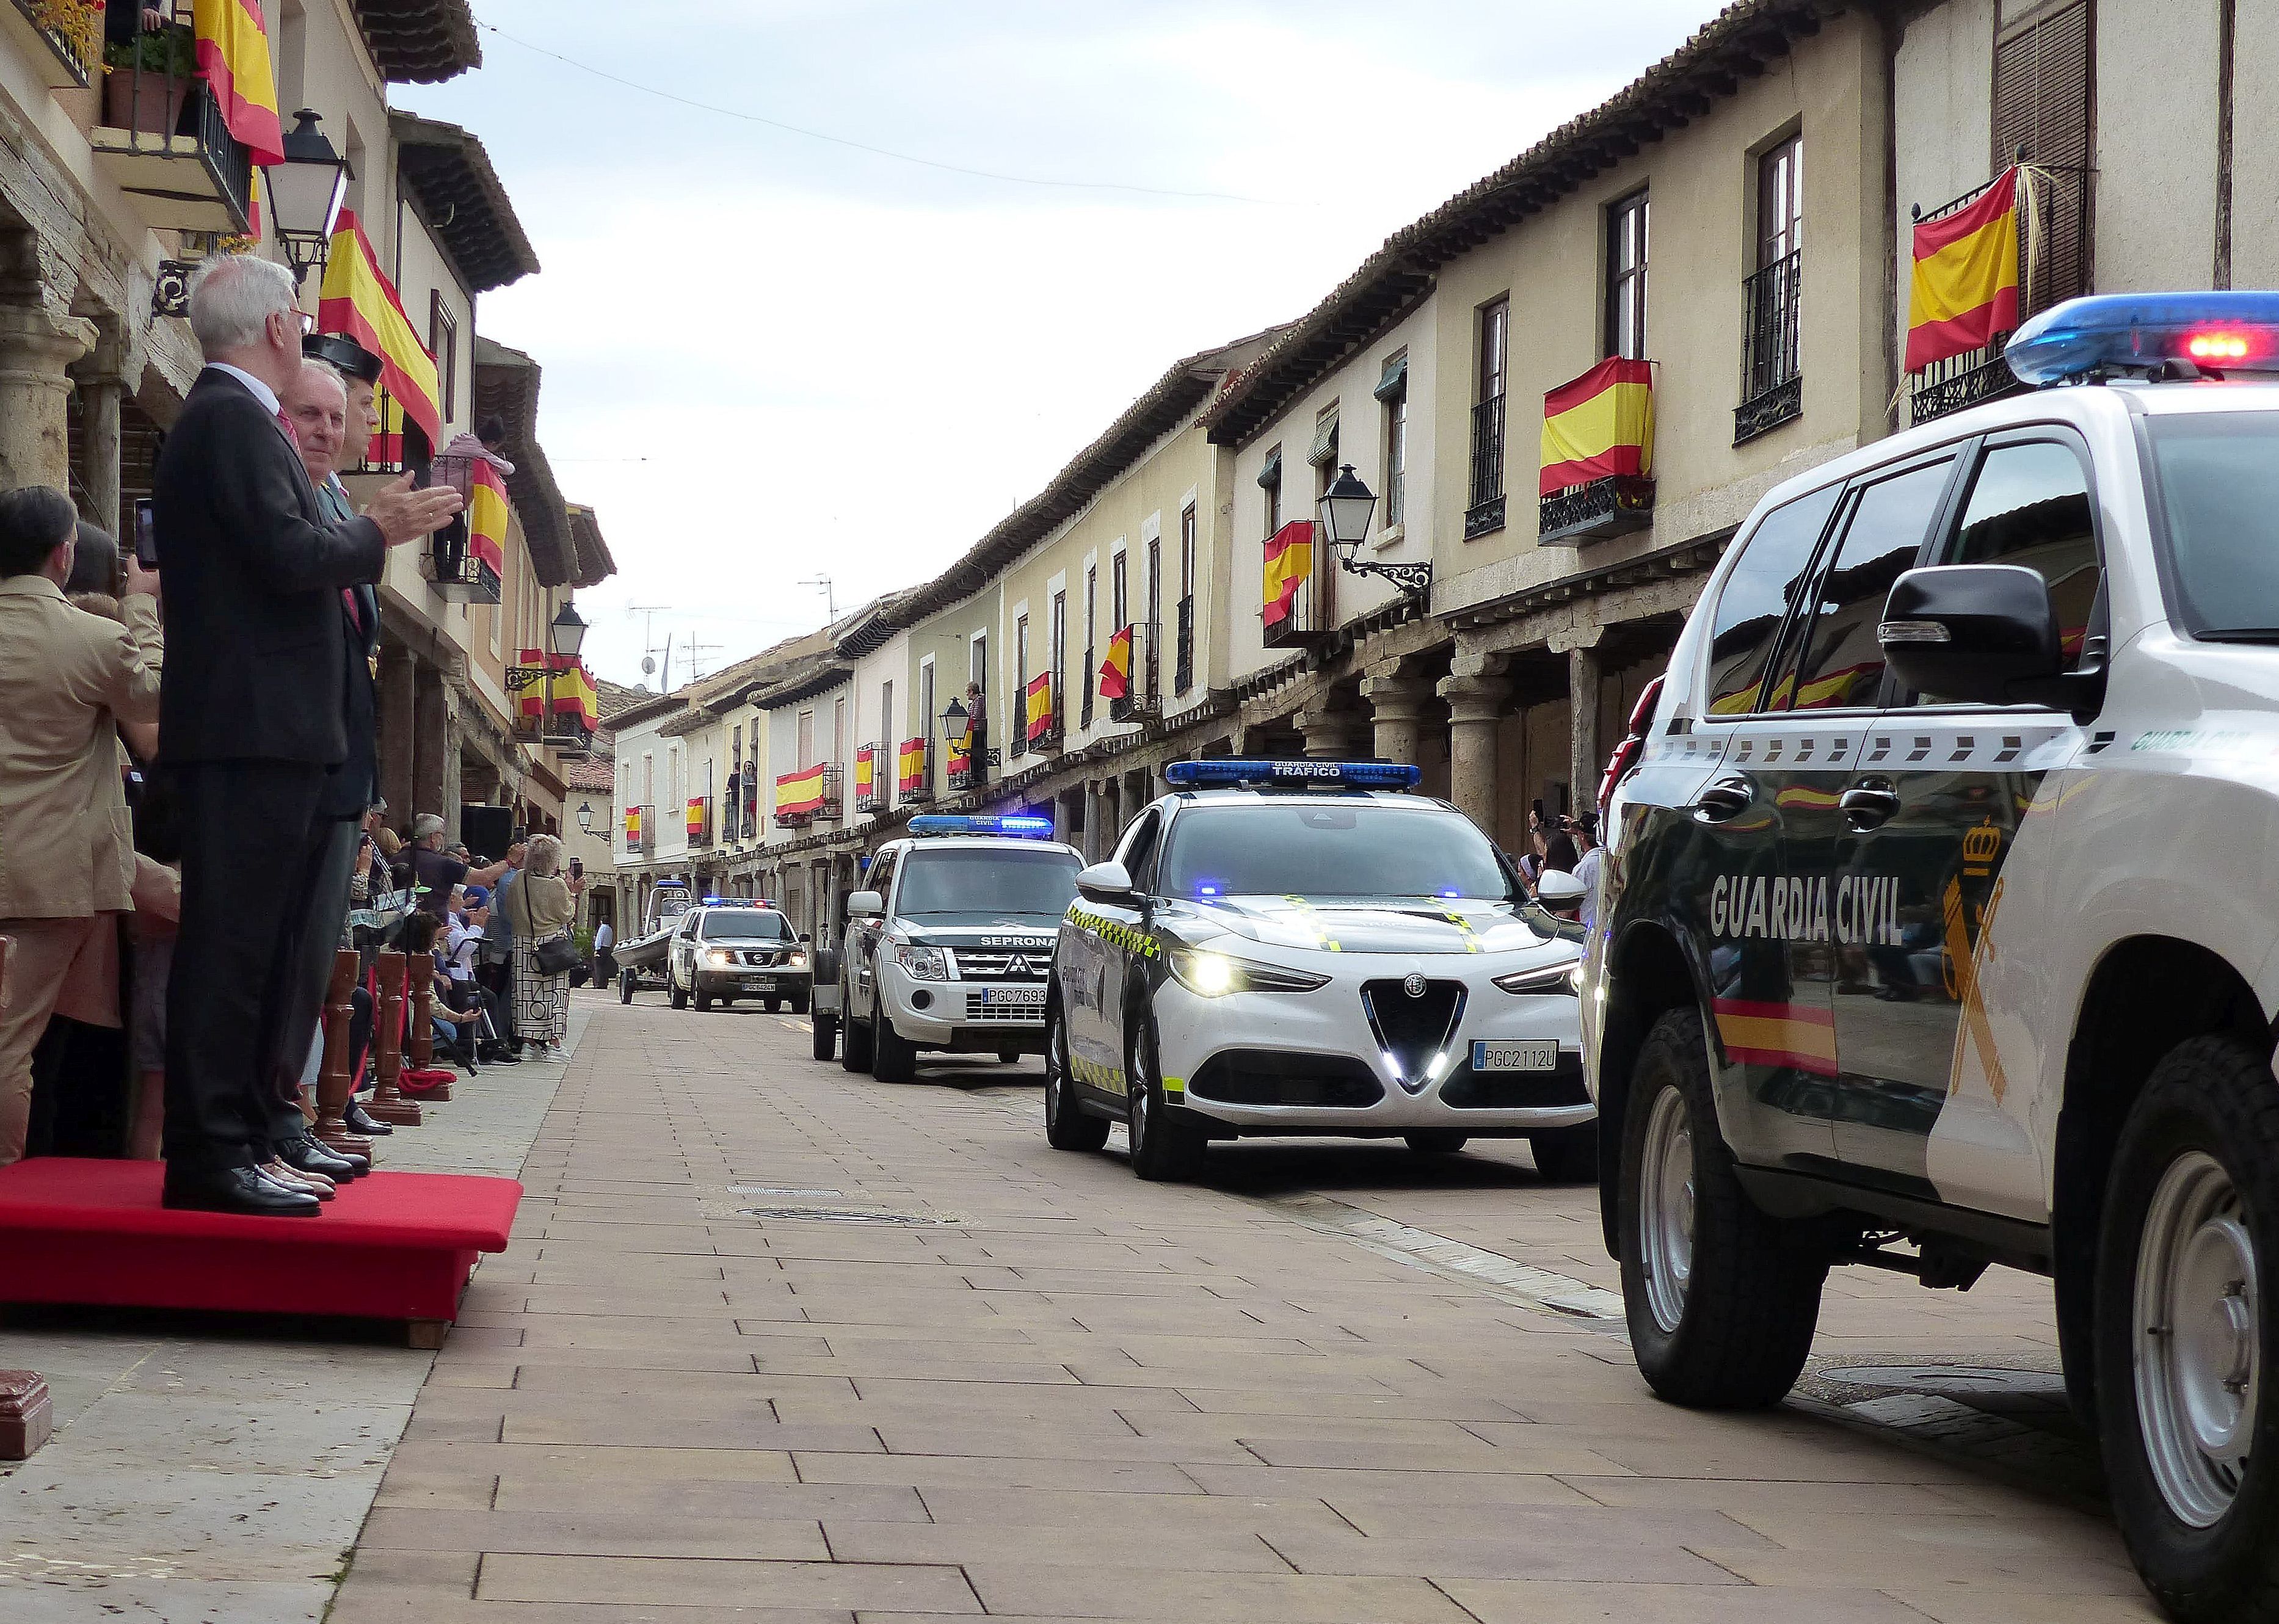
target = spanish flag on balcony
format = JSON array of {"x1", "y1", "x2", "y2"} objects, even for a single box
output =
[
  {"x1": 854, "y1": 745, "x2": 876, "y2": 802},
  {"x1": 515, "y1": 649, "x2": 548, "y2": 720},
  {"x1": 1025, "y1": 672, "x2": 1054, "y2": 744},
  {"x1": 1262, "y1": 520, "x2": 1313, "y2": 631},
  {"x1": 192, "y1": 0, "x2": 284, "y2": 167},
  {"x1": 623, "y1": 806, "x2": 642, "y2": 844},
  {"x1": 318, "y1": 211, "x2": 442, "y2": 451},
  {"x1": 1905, "y1": 167, "x2": 2021, "y2": 372},
  {"x1": 467, "y1": 457, "x2": 509, "y2": 579},
  {"x1": 776, "y1": 764, "x2": 827, "y2": 818},
  {"x1": 686, "y1": 797, "x2": 708, "y2": 841},
  {"x1": 896, "y1": 738, "x2": 928, "y2": 795},
  {"x1": 551, "y1": 660, "x2": 598, "y2": 731},
  {"x1": 1097, "y1": 625, "x2": 1133, "y2": 701},
  {"x1": 1539, "y1": 358, "x2": 1654, "y2": 495}
]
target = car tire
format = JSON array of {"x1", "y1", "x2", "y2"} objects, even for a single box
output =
[
  {"x1": 669, "y1": 981, "x2": 688, "y2": 1011},
  {"x1": 1000, "y1": 1050, "x2": 1020, "y2": 1065},
  {"x1": 1530, "y1": 1126, "x2": 1598, "y2": 1183},
  {"x1": 2093, "y1": 1035, "x2": 2279, "y2": 1624},
  {"x1": 790, "y1": 990, "x2": 810, "y2": 1015},
  {"x1": 765, "y1": 998, "x2": 781, "y2": 1013},
  {"x1": 1044, "y1": 999, "x2": 1110, "y2": 1153},
  {"x1": 873, "y1": 1012, "x2": 918, "y2": 1084},
  {"x1": 840, "y1": 976, "x2": 873, "y2": 1073},
  {"x1": 811, "y1": 1013, "x2": 837, "y2": 1062},
  {"x1": 1619, "y1": 1007, "x2": 1827, "y2": 1408},
  {"x1": 1405, "y1": 1131, "x2": 1469, "y2": 1155},
  {"x1": 1126, "y1": 1010, "x2": 1206, "y2": 1181},
  {"x1": 694, "y1": 989, "x2": 713, "y2": 1012},
  {"x1": 619, "y1": 971, "x2": 633, "y2": 1006}
]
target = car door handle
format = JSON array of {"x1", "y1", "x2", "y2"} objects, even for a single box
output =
[
  {"x1": 1691, "y1": 775, "x2": 1754, "y2": 824},
  {"x1": 1841, "y1": 780, "x2": 1902, "y2": 832}
]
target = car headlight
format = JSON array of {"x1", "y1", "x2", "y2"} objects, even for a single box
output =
[
  {"x1": 895, "y1": 941, "x2": 948, "y2": 981},
  {"x1": 1492, "y1": 959, "x2": 1582, "y2": 995},
  {"x1": 1168, "y1": 950, "x2": 1330, "y2": 998},
  {"x1": 706, "y1": 949, "x2": 733, "y2": 968},
  {"x1": 788, "y1": 951, "x2": 808, "y2": 970}
]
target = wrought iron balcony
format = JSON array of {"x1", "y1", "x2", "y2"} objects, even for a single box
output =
[
  {"x1": 1174, "y1": 595, "x2": 1194, "y2": 695},
  {"x1": 1464, "y1": 394, "x2": 1507, "y2": 540},
  {"x1": 686, "y1": 799, "x2": 714, "y2": 850},
  {"x1": 854, "y1": 744, "x2": 886, "y2": 813},
  {"x1": 89, "y1": 7, "x2": 253, "y2": 236},
  {"x1": 772, "y1": 766, "x2": 843, "y2": 828},
  {"x1": 7, "y1": 0, "x2": 96, "y2": 87},
  {"x1": 625, "y1": 805, "x2": 655, "y2": 857},
  {"x1": 540, "y1": 712, "x2": 592, "y2": 758},
  {"x1": 898, "y1": 741, "x2": 934, "y2": 804},
  {"x1": 1539, "y1": 475, "x2": 1656, "y2": 546},
  {"x1": 1110, "y1": 621, "x2": 1163, "y2": 716},
  {"x1": 426, "y1": 523, "x2": 501, "y2": 604},
  {"x1": 1735, "y1": 249, "x2": 1802, "y2": 444}
]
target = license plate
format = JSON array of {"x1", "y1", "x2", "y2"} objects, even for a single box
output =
[
  {"x1": 1471, "y1": 1039, "x2": 1561, "y2": 1072},
  {"x1": 742, "y1": 977, "x2": 776, "y2": 991},
  {"x1": 980, "y1": 985, "x2": 1045, "y2": 1007}
]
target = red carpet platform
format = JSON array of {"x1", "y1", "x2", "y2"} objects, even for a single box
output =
[{"x1": 0, "y1": 1160, "x2": 521, "y2": 1333}]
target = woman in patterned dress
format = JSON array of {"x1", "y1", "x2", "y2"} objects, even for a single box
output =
[{"x1": 507, "y1": 835, "x2": 581, "y2": 1057}]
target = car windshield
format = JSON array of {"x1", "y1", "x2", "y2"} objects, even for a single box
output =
[
  {"x1": 1159, "y1": 803, "x2": 1512, "y2": 902},
  {"x1": 895, "y1": 847, "x2": 1082, "y2": 916},
  {"x1": 700, "y1": 911, "x2": 791, "y2": 940},
  {"x1": 2145, "y1": 413, "x2": 2279, "y2": 636}
]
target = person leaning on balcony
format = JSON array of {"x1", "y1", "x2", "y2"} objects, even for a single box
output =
[
  {"x1": 153, "y1": 253, "x2": 460, "y2": 1217},
  {"x1": 0, "y1": 485, "x2": 163, "y2": 1169}
]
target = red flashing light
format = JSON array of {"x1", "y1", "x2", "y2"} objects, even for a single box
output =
[{"x1": 2186, "y1": 330, "x2": 2254, "y2": 363}]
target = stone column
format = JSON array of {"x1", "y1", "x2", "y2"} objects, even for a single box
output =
[
  {"x1": 411, "y1": 662, "x2": 448, "y2": 825},
  {"x1": 1360, "y1": 672, "x2": 1433, "y2": 766},
  {"x1": 77, "y1": 374, "x2": 122, "y2": 538},
  {"x1": 1438, "y1": 670, "x2": 1510, "y2": 832},
  {"x1": 1085, "y1": 780, "x2": 1116, "y2": 861},
  {"x1": 0, "y1": 297, "x2": 95, "y2": 492},
  {"x1": 1566, "y1": 642, "x2": 1604, "y2": 817},
  {"x1": 1296, "y1": 705, "x2": 1367, "y2": 760}
]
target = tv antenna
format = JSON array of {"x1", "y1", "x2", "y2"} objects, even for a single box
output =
[
  {"x1": 799, "y1": 575, "x2": 837, "y2": 620},
  {"x1": 628, "y1": 604, "x2": 673, "y2": 689}
]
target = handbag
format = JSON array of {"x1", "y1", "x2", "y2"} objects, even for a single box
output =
[{"x1": 532, "y1": 933, "x2": 580, "y2": 976}]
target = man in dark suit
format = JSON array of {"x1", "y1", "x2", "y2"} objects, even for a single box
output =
[{"x1": 155, "y1": 254, "x2": 459, "y2": 1216}]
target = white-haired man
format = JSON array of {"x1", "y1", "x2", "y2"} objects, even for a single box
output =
[{"x1": 153, "y1": 254, "x2": 460, "y2": 1217}]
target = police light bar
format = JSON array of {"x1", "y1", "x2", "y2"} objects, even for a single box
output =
[
  {"x1": 1164, "y1": 759, "x2": 1422, "y2": 789},
  {"x1": 906, "y1": 813, "x2": 1056, "y2": 838},
  {"x1": 2005, "y1": 292, "x2": 2279, "y2": 385}
]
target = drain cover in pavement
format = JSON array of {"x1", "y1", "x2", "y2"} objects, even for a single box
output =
[
  {"x1": 727, "y1": 1186, "x2": 845, "y2": 1197},
  {"x1": 1821, "y1": 1364, "x2": 2065, "y2": 1396},
  {"x1": 737, "y1": 1206, "x2": 950, "y2": 1225}
]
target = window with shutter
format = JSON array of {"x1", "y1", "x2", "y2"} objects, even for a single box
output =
[{"x1": 1992, "y1": 0, "x2": 2093, "y2": 307}]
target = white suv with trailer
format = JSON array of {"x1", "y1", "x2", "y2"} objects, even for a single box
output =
[
  {"x1": 1585, "y1": 292, "x2": 2279, "y2": 1622},
  {"x1": 665, "y1": 901, "x2": 810, "y2": 1013}
]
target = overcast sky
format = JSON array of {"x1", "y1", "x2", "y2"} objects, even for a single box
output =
[{"x1": 398, "y1": 2, "x2": 1725, "y2": 692}]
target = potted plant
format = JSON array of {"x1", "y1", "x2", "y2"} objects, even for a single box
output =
[
  {"x1": 101, "y1": 21, "x2": 196, "y2": 139},
  {"x1": 20, "y1": 0, "x2": 103, "y2": 85}
]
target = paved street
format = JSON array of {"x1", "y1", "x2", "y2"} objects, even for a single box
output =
[{"x1": 311, "y1": 989, "x2": 2160, "y2": 1624}]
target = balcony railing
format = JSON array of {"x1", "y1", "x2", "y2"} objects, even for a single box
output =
[
  {"x1": 1539, "y1": 476, "x2": 1656, "y2": 546},
  {"x1": 1079, "y1": 645, "x2": 1094, "y2": 729},
  {"x1": 1110, "y1": 621, "x2": 1161, "y2": 719},
  {"x1": 1174, "y1": 595, "x2": 1194, "y2": 695},
  {"x1": 1908, "y1": 164, "x2": 2093, "y2": 426},
  {"x1": 1464, "y1": 394, "x2": 1507, "y2": 540},
  {"x1": 9, "y1": 0, "x2": 96, "y2": 87},
  {"x1": 426, "y1": 524, "x2": 501, "y2": 604},
  {"x1": 541, "y1": 712, "x2": 592, "y2": 758},
  {"x1": 1736, "y1": 249, "x2": 1802, "y2": 443},
  {"x1": 625, "y1": 805, "x2": 655, "y2": 857},
  {"x1": 772, "y1": 766, "x2": 843, "y2": 828},
  {"x1": 854, "y1": 744, "x2": 885, "y2": 813},
  {"x1": 897, "y1": 740, "x2": 934, "y2": 804},
  {"x1": 88, "y1": 7, "x2": 253, "y2": 234}
]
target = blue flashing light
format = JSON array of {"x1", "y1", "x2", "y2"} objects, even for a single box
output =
[
  {"x1": 1165, "y1": 758, "x2": 1423, "y2": 790},
  {"x1": 2005, "y1": 292, "x2": 2279, "y2": 385},
  {"x1": 907, "y1": 813, "x2": 1056, "y2": 838}
]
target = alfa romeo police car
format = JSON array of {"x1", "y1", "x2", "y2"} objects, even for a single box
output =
[
  {"x1": 1042, "y1": 758, "x2": 1591, "y2": 1181},
  {"x1": 827, "y1": 815, "x2": 1084, "y2": 1083},
  {"x1": 1586, "y1": 293, "x2": 2279, "y2": 1623}
]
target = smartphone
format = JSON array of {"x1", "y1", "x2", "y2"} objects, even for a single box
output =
[
  {"x1": 570, "y1": 857, "x2": 584, "y2": 879},
  {"x1": 133, "y1": 497, "x2": 159, "y2": 568}
]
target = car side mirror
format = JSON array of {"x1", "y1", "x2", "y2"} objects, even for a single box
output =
[
  {"x1": 1533, "y1": 869, "x2": 1587, "y2": 911},
  {"x1": 799, "y1": 931, "x2": 813, "y2": 944},
  {"x1": 1076, "y1": 860, "x2": 1136, "y2": 905},
  {"x1": 846, "y1": 890, "x2": 882, "y2": 918},
  {"x1": 1878, "y1": 564, "x2": 2066, "y2": 706}
]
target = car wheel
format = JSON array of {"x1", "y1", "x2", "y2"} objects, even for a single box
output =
[
  {"x1": 1619, "y1": 1007, "x2": 1827, "y2": 1408},
  {"x1": 618, "y1": 971, "x2": 633, "y2": 1006},
  {"x1": 1405, "y1": 1131, "x2": 1469, "y2": 1155},
  {"x1": 790, "y1": 991, "x2": 810, "y2": 1015},
  {"x1": 694, "y1": 989, "x2": 713, "y2": 1012},
  {"x1": 872, "y1": 1011, "x2": 918, "y2": 1084},
  {"x1": 765, "y1": 998, "x2": 781, "y2": 1013},
  {"x1": 840, "y1": 976, "x2": 873, "y2": 1072},
  {"x1": 1530, "y1": 1126, "x2": 1598, "y2": 1183},
  {"x1": 669, "y1": 981, "x2": 688, "y2": 1010},
  {"x1": 2095, "y1": 1035, "x2": 2279, "y2": 1623},
  {"x1": 1044, "y1": 998, "x2": 1110, "y2": 1153},
  {"x1": 810, "y1": 1012, "x2": 837, "y2": 1062},
  {"x1": 1125, "y1": 1010, "x2": 1205, "y2": 1181}
]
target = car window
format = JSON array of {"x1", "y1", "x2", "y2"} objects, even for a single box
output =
[
  {"x1": 700, "y1": 910, "x2": 791, "y2": 940},
  {"x1": 1159, "y1": 803, "x2": 1511, "y2": 902},
  {"x1": 1776, "y1": 458, "x2": 1956, "y2": 711},
  {"x1": 1117, "y1": 810, "x2": 1161, "y2": 893},
  {"x1": 1704, "y1": 483, "x2": 1843, "y2": 715},
  {"x1": 2141, "y1": 414, "x2": 2279, "y2": 639},
  {"x1": 895, "y1": 847, "x2": 1082, "y2": 916},
  {"x1": 867, "y1": 849, "x2": 896, "y2": 907}
]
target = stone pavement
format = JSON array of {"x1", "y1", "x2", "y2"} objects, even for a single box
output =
[
  {"x1": 0, "y1": 1008, "x2": 583, "y2": 1624},
  {"x1": 331, "y1": 993, "x2": 2161, "y2": 1624}
]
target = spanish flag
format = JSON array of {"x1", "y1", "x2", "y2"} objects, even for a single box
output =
[
  {"x1": 1097, "y1": 625, "x2": 1132, "y2": 701},
  {"x1": 192, "y1": 0, "x2": 284, "y2": 167},
  {"x1": 1025, "y1": 672, "x2": 1054, "y2": 744},
  {"x1": 1539, "y1": 358, "x2": 1654, "y2": 495},
  {"x1": 317, "y1": 211, "x2": 442, "y2": 451},
  {"x1": 467, "y1": 458, "x2": 509, "y2": 580},
  {"x1": 515, "y1": 648, "x2": 548, "y2": 721},
  {"x1": 686, "y1": 797, "x2": 708, "y2": 841},
  {"x1": 1262, "y1": 519, "x2": 1313, "y2": 631},
  {"x1": 550, "y1": 659, "x2": 598, "y2": 731},
  {"x1": 776, "y1": 764, "x2": 827, "y2": 818},
  {"x1": 1712, "y1": 997, "x2": 1837, "y2": 1078},
  {"x1": 854, "y1": 745, "x2": 877, "y2": 802},
  {"x1": 623, "y1": 806, "x2": 642, "y2": 844},
  {"x1": 1905, "y1": 167, "x2": 2021, "y2": 372},
  {"x1": 896, "y1": 738, "x2": 928, "y2": 795}
]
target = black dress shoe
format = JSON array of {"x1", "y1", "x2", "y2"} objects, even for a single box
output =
[
  {"x1": 344, "y1": 1103, "x2": 393, "y2": 1136},
  {"x1": 162, "y1": 1164, "x2": 322, "y2": 1217},
  {"x1": 277, "y1": 1133, "x2": 366, "y2": 1179}
]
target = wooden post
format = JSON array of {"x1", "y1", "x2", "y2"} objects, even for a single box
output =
[
  {"x1": 312, "y1": 949, "x2": 373, "y2": 1158},
  {"x1": 389, "y1": 948, "x2": 446, "y2": 1102},
  {"x1": 365, "y1": 949, "x2": 424, "y2": 1127}
]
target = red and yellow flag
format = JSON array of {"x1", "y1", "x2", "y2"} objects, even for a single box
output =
[
  {"x1": 623, "y1": 806, "x2": 642, "y2": 844},
  {"x1": 1905, "y1": 167, "x2": 2021, "y2": 372},
  {"x1": 775, "y1": 764, "x2": 827, "y2": 818},
  {"x1": 550, "y1": 659, "x2": 598, "y2": 731},
  {"x1": 1262, "y1": 519, "x2": 1312, "y2": 631},
  {"x1": 192, "y1": 0, "x2": 284, "y2": 166},
  {"x1": 1024, "y1": 672, "x2": 1054, "y2": 744},
  {"x1": 854, "y1": 745, "x2": 877, "y2": 802},
  {"x1": 1712, "y1": 997, "x2": 1837, "y2": 1078},
  {"x1": 1539, "y1": 357, "x2": 1654, "y2": 495},
  {"x1": 896, "y1": 738, "x2": 928, "y2": 795},
  {"x1": 515, "y1": 648, "x2": 548, "y2": 720},
  {"x1": 686, "y1": 797, "x2": 708, "y2": 841},
  {"x1": 1097, "y1": 625, "x2": 1132, "y2": 701},
  {"x1": 317, "y1": 211, "x2": 441, "y2": 451},
  {"x1": 467, "y1": 458, "x2": 509, "y2": 579}
]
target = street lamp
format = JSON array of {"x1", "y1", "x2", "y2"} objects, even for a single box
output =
[
  {"x1": 939, "y1": 695, "x2": 998, "y2": 767},
  {"x1": 1317, "y1": 463, "x2": 1431, "y2": 596},
  {"x1": 577, "y1": 802, "x2": 595, "y2": 834},
  {"x1": 548, "y1": 600, "x2": 589, "y2": 661},
  {"x1": 267, "y1": 109, "x2": 352, "y2": 285}
]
